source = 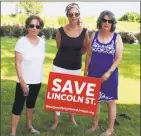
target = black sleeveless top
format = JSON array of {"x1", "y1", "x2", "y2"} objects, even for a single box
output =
[{"x1": 53, "y1": 27, "x2": 87, "y2": 70}]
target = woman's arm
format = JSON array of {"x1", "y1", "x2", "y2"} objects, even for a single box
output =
[
  {"x1": 15, "y1": 52, "x2": 28, "y2": 92},
  {"x1": 84, "y1": 32, "x2": 95, "y2": 76},
  {"x1": 56, "y1": 29, "x2": 61, "y2": 50},
  {"x1": 101, "y1": 34, "x2": 124, "y2": 82},
  {"x1": 81, "y1": 30, "x2": 90, "y2": 54}
]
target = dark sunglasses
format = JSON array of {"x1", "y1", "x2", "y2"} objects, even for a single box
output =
[
  {"x1": 29, "y1": 24, "x2": 41, "y2": 29},
  {"x1": 102, "y1": 19, "x2": 113, "y2": 24},
  {"x1": 68, "y1": 13, "x2": 80, "y2": 18}
]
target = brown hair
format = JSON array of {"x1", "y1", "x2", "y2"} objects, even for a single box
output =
[{"x1": 25, "y1": 15, "x2": 44, "y2": 29}]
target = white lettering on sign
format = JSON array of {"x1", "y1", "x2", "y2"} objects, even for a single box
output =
[
  {"x1": 47, "y1": 92, "x2": 84, "y2": 103},
  {"x1": 52, "y1": 78, "x2": 96, "y2": 97}
]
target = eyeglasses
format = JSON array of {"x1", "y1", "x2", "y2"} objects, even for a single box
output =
[
  {"x1": 102, "y1": 19, "x2": 113, "y2": 24},
  {"x1": 29, "y1": 24, "x2": 41, "y2": 29},
  {"x1": 68, "y1": 13, "x2": 80, "y2": 18}
]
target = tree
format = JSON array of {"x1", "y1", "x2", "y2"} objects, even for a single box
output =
[
  {"x1": 16, "y1": 1, "x2": 44, "y2": 15},
  {"x1": 119, "y1": 12, "x2": 140, "y2": 23},
  {"x1": 15, "y1": 4, "x2": 24, "y2": 15}
]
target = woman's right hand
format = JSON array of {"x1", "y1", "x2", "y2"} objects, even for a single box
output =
[{"x1": 19, "y1": 79, "x2": 28, "y2": 93}]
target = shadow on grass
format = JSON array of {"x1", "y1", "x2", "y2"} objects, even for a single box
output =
[
  {"x1": 1, "y1": 50, "x2": 140, "y2": 81},
  {"x1": 1, "y1": 79, "x2": 140, "y2": 136},
  {"x1": 1, "y1": 37, "x2": 140, "y2": 80}
]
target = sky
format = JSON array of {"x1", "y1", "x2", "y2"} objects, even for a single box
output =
[{"x1": 1, "y1": 2, "x2": 140, "y2": 17}]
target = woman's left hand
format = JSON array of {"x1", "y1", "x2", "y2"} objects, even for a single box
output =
[{"x1": 101, "y1": 71, "x2": 111, "y2": 82}]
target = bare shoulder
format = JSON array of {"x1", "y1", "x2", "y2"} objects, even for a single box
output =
[
  {"x1": 116, "y1": 33, "x2": 122, "y2": 40},
  {"x1": 116, "y1": 33, "x2": 123, "y2": 49},
  {"x1": 63, "y1": 24, "x2": 67, "y2": 29},
  {"x1": 116, "y1": 33, "x2": 123, "y2": 43},
  {"x1": 56, "y1": 28, "x2": 61, "y2": 35}
]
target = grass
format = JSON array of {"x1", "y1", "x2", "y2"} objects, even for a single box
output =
[
  {"x1": 116, "y1": 21, "x2": 140, "y2": 32},
  {"x1": 83, "y1": 21, "x2": 140, "y2": 32},
  {"x1": 1, "y1": 37, "x2": 140, "y2": 136}
]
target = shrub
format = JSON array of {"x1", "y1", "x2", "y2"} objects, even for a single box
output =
[
  {"x1": 1, "y1": 25, "x2": 140, "y2": 44},
  {"x1": 9, "y1": 13, "x2": 17, "y2": 17},
  {"x1": 1, "y1": 25, "x2": 26, "y2": 37},
  {"x1": 118, "y1": 31, "x2": 140, "y2": 44},
  {"x1": 119, "y1": 12, "x2": 140, "y2": 23},
  {"x1": 1, "y1": 25, "x2": 58, "y2": 39},
  {"x1": 134, "y1": 32, "x2": 141, "y2": 44},
  {"x1": 42, "y1": 27, "x2": 57, "y2": 39}
]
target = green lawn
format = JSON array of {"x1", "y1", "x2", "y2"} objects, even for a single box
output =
[
  {"x1": 83, "y1": 21, "x2": 140, "y2": 32},
  {"x1": 1, "y1": 37, "x2": 140, "y2": 136}
]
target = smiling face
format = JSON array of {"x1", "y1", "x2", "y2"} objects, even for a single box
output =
[
  {"x1": 101, "y1": 15, "x2": 113, "y2": 32},
  {"x1": 67, "y1": 7, "x2": 80, "y2": 24},
  {"x1": 27, "y1": 19, "x2": 41, "y2": 37}
]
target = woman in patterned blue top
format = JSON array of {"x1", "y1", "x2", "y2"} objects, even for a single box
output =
[{"x1": 84, "y1": 10, "x2": 123, "y2": 136}]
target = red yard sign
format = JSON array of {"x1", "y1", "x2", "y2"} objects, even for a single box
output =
[{"x1": 44, "y1": 72, "x2": 101, "y2": 116}]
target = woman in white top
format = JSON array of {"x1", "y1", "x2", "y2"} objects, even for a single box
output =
[{"x1": 10, "y1": 15, "x2": 45, "y2": 136}]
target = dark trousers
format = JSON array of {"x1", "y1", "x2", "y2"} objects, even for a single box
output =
[{"x1": 12, "y1": 83, "x2": 41, "y2": 115}]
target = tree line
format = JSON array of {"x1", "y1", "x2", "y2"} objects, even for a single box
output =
[{"x1": 10, "y1": 2, "x2": 140, "y2": 23}]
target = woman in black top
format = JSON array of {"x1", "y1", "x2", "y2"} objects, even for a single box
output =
[{"x1": 51, "y1": 3, "x2": 90, "y2": 129}]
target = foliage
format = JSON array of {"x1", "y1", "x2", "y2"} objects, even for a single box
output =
[
  {"x1": 119, "y1": 12, "x2": 140, "y2": 23},
  {"x1": 16, "y1": 14, "x2": 28, "y2": 25},
  {"x1": 0, "y1": 25, "x2": 58, "y2": 39},
  {"x1": 16, "y1": 1, "x2": 44, "y2": 15},
  {"x1": 1, "y1": 14, "x2": 28, "y2": 26},
  {"x1": 1, "y1": 25, "x2": 26, "y2": 37},
  {"x1": 1, "y1": 25, "x2": 140, "y2": 44},
  {"x1": 58, "y1": 16, "x2": 68, "y2": 26},
  {"x1": 42, "y1": 28, "x2": 57, "y2": 39}
]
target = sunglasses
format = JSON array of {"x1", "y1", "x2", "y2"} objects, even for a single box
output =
[
  {"x1": 29, "y1": 24, "x2": 41, "y2": 29},
  {"x1": 102, "y1": 19, "x2": 113, "y2": 24},
  {"x1": 68, "y1": 13, "x2": 80, "y2": 18}
]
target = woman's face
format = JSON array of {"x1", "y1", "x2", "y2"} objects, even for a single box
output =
[
  {"x1": 67, "y1": 8, "x2": 80, "y2": 24},
  {"x1": 27, "y1": 19, "x2": 41, "y2": 36},
  {"x1": 101, "y1": 15, "x2": 113, "y2": 31}
]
